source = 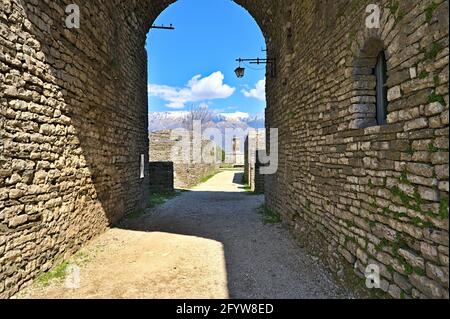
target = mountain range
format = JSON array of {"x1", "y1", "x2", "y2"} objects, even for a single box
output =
[{"x1": 148, "y1": 111, "x2": 265, "y2": 133}]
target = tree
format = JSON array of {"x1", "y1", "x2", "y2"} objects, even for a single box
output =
[{"x1": 182, "y1": 105, "x2": 215, "y2": 131}]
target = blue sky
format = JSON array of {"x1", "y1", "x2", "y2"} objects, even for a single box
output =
[{"x1": 146, "y1": 0, "x2": 266, "y2": 118}]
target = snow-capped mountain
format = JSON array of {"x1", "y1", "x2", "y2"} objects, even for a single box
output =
[{"x1": 148, "y1": 111, "x2": 265, "y2": 133}]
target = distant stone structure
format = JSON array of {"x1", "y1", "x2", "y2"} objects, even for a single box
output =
[
  {"x1": 245, "y1": 131, "x2": 266, "y2": 193},
  {"x1": 225, "y1": 137, "x2": 245, "y2": 167},
  {"x1": 149, "y1": 131, "x2": 218, "y2": 189}
]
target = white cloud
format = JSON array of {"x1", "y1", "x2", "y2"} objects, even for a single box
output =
[
  {"x1": 220, "y1": 111, "x2": 250, "y2": 121},
  {"x1": 242, "y1": 78, "x2": 266, "y2": 101},
  {"x1": 153, "y1": 111, "x2": 188, "y2": 119},
  {"x1": 148, "y1": 71, "x2": 235, "y2": 109}
]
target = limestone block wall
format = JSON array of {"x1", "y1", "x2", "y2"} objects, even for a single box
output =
[
  {"x1": 0, "y1": 0, "x2": 156, "y2": 297},
  {"x1": 148, "y1": 162, "x2": 174, "y2": 193},
  {"x1": 254, "y1": 161, "x2": 266, "y2": 195},
  {"x1": 244, "y1": 130, "x2": 266, "y2": 192},
  {"x1": 0, "y1": 0, "x2": 448, "y2": 299},
  {"x1": 263, "y1": 0, "x2": 449, "y2": 299},
  {"x1": 149, "y1": 130, "x2": 218, "y2": 189}
]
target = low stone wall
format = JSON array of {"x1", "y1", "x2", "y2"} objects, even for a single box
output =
[
  {"x1": 149, "y1": 131, "x2": 219, "y2": 189},
  {"x1": 149, "y1": 162, "x2": 174, "y2": 193},
  {"x1": 254, "y1": 161, "x2": 266, "y2": 194},
  {"x1": 244, "y1": 131, "x2": 266, "y2": 193}
]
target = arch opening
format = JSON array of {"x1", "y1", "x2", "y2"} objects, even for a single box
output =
[{"x1": 145, "y1": 0, "x2": 269, "y2": 194}]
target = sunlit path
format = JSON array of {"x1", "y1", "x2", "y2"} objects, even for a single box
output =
[{"x1": 20, "y1": 171, "x2": 354, "y2": 299}]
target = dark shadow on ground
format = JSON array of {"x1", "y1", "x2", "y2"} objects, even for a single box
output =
[
  {"x1": 232, "y1": 172, "x2": 244, "y2": 185},
  {"x1": 116, "y1": 188, "x2": 353, "y2": 299}
]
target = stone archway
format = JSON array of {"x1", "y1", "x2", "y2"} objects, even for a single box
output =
[{"x1": 0, "y1": 0, "x2": 278, "y2": 298}]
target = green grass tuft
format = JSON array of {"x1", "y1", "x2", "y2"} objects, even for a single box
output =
[
  {"x1": 400, "y1": 169, "x2": 410, "y2": 184},
  {"x1": 125, "y1": 191, "x2": 179, "y2": 220},
  {"x1": 350, "y1": 0, "x2": 366, "y2": 12},
  {"x1": 425, "y1": 1, "x2": 439, "y2": 23},
  {"x1": 395, "y1": 9, "x2": 406, "y2": 22},
  {"x1": 424, "y1": 42, "x2": 444, "y2": 61},
  {"x1": 413, "y1": 266, "x2": 426, "y2": 276},
  {"x1": 427, "y1": 143, "x2": 439, "y2": 153},
  {"x1": 428, "y1": 90, "x2": 446, "y2": 106},
  {"x1": 198, "y1": 172, "x2": 219, "y2": 184},
  {"x1": 403, "y1": 262, "x2": 414, "y2": 275},
  {"x1": 257, "y1": 204, "x2": 282, "y2": 224},
  {"x1": 126, "y1": 209, "x2": 146, "y2": 220},
  {"x1": 391, "y1": 186, "x2": 412, "y2": 207},
  {"x1": 387, "y1": 264, "x2": 395, "y2": 274},
  {"x1": 375, "y1": 238, "x2": 389, "y2": 252},
  {"x1": 392, "y1": 234, "x2": 408, "y2": 257},
  {"x1": 149, "y1": 191, "x2": 178, "y2": 208},
  {"x1": 388, "y1": 0, "x2": 405, "y2": 23},
  {"x1": 388, "y1": 0, "x2": 399, "y2": 15},
  {"x1": 242, "y1": 184, "x2": 259, "y2": 195},
  {"x1": 413, "y1": 188, "x2": 424, "y2": 207},
  {"x1": 36, "y1": 262, "x2": 70, "y2": 287},
  {"x1": 418, "y1": 70, "x2": 429, "y2": 79},
  {"x1": 406, "y1": 145, "x2": 415, "y2": 156}
]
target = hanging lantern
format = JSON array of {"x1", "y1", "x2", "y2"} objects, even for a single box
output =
[{"x1": 234, "y1": 66, "x2": 245, "y2": 78}]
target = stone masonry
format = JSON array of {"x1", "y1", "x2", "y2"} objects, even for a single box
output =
[
  {"x1": 0, "y1": 0, "x2": 449, "y2": 298},
  {"x1": 253, "y1": 160, "x2": 266, "y2": 195},
  {"x1": 263, "y1": 0, "x2": 449, "y2": 299},
  {"x1": 244, "y1": 130, "x2": 266, "y2": 193},
  {"x1": 149, "y1": 130, "x2": 218, "y2": 189},
  {"x1": 148, "y1": 161, "x2": 174, "y2": 193}
]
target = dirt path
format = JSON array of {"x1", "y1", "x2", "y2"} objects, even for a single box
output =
[{"x1": 20, "y1": 171, "x2": 355, "y2": 299}]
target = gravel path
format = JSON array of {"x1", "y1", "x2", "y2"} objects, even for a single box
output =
[{"x1": 21, "y1": 170, "x2": 354, "y2": 299}]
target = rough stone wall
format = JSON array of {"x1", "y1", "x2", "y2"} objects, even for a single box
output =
[
  {"x1": 263, "y1": 0, "x2": 449, "y2": 299},
  {"x1": 254, "y1": 161, "x2": 266, "y2": 195},
  {"x1": 148, "y1": 162, "x2": 174, "y2": 193},
  {"x1": 0, "y1": 0, "x2": 448, "y2": 299},
  {"x1": 149, "y1": 130, "x2": 218, "y2": 189},
  {"x1": 244, "y1": 138, "x2": 250, "y2": 185},
  {"x1": 0, "y1": 0, "x2": 158, "y2": 297}
]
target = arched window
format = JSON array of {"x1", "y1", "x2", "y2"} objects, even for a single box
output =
[
  {"x1": 350, "y1": 38, "x2": 389, "y2": 130},
  {"x1": 375, "y1": 51, "x2": 388, "y2": 125}
]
